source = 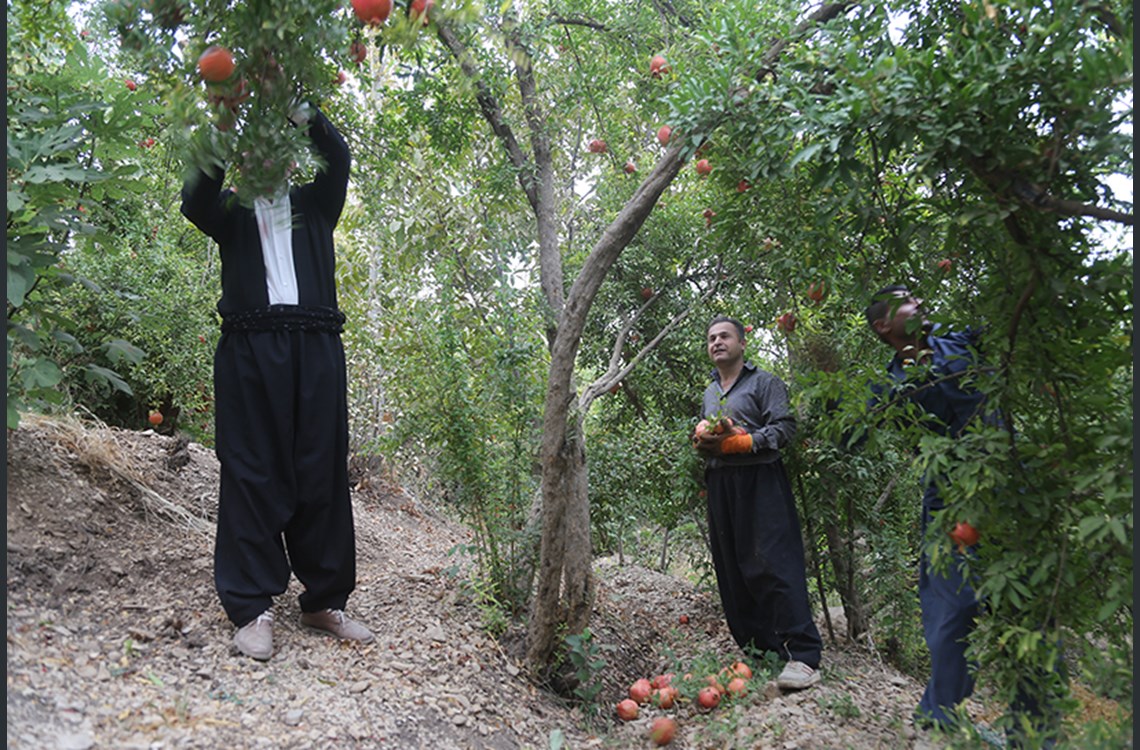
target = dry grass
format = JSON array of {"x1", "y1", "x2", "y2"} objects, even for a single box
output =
[
  {"x1": 1068, "y1": 681, "x2": 1130, "y2": 727},
  {"x1": 21, "y1": 412, "x2": 213, "y2": 536}
]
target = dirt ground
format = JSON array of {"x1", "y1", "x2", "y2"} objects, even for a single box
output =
[{"x1": 7, "y1": 414, "x2": 1001, "y2": 749}]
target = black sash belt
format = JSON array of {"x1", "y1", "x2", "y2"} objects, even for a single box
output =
[{"x1": 221, "y1": 305, "x2": 345, "y2": 333}]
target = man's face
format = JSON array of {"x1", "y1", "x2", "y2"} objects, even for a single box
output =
[
  {"x1": 707, "y1": 322, "x2": 745, "y2": 365},
  {"x1": 877, "y1": 293, "x2": 930, "y2": 341}
]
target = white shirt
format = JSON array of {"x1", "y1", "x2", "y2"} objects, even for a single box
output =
[{"x1": 253, "y1": 192, "x2": 299, "y2": 306}]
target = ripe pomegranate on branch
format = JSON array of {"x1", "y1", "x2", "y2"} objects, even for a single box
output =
[{"x1": 99, "y1": 0, "x2": 390, "y2": 201}]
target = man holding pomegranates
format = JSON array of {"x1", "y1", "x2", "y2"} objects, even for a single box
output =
[
  {"x1": 692, "y1": 316, "x2": 823, "y2": 691},
  {"x1": 180, "y1": 102, "x2": 372, "y2": 661}
]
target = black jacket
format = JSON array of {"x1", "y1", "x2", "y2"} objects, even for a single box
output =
[{"x1": 180, "y1": 108, "x2": 350, "y2": 317}]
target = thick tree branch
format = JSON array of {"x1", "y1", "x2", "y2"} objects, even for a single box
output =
[
  {"x1": 506, "y1": 27, "x2": 565, "y2": 318},
  {"x1": 970, "y1": 157, "x2": 1134, "y2": 226},
  {"x1": 755, "y1": 3, "x2": 856, "y2": 81},
  {"x1": 435, "y1": 23, "x2": 538, "y2": 209}
]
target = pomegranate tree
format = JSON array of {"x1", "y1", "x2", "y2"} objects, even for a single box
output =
[{"x1": 100, "y1": 0, "x2": 385, "y2": 202}]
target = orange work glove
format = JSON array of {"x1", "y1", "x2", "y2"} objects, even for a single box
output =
[{"x1": 719, "y1": 431, "x2": 753, "y2": 454}]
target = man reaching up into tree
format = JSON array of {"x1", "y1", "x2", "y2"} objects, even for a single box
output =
[
  {"x1": 692, "y1": 316, "x2": 823, "y2": 690},
  {"x1": 861, "y1": 285, "x2": 1059, "y2": 747},
  {"x1": 180, "y1": 101, "x2": 373, "y2": 661}
]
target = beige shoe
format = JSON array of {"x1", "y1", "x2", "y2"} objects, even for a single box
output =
[
  {"x1": 776, "y1": 660, "x2": 820, "y2": 690},
  {"x1": 300, "y1": 609, "x2": 375, "y2": 643},
  {"x1": 233, "y1": 610, "x2": 274, "y2": 661}
]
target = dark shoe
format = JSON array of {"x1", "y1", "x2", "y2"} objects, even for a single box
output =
[
  {"x1": 776, "y1": 660, "x2": 820, "y2": 690},
  {"x1": 300, "y1": 609, "x2": 375, "y2": 643},
  {"x1": 233, "y1": 610, "x2": 274, "y2": 661}
]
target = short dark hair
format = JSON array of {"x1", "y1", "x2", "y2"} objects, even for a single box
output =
[
  {"x1": 707, "y1": 316, "x2": 746, "y2": 340},
  {"x1": 864, "y1": 285, "x2": 911, "y2": 328}
]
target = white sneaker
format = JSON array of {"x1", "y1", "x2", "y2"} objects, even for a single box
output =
[
  {"x1": 233, "y1": 610, "x2": 274, "y2": 661},
  {"x1": 776, "y1": 660, "x2": 820, "y2": 690}
]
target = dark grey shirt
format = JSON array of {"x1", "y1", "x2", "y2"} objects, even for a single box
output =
[{"x1": 701, "y1": 362, "x2": 797, "y2": 468}]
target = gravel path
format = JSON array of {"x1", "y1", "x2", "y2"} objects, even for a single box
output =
[{"x1": 7, "y1": 416, "x2": 965, "y2": 749}]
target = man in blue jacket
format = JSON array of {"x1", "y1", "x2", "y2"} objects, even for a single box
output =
[
  {"x1": 181, "y1": 103, "x2": 372, "y2": 661},
  {"x1": 863, "y1": 285, "x2": 1057, "y2": 747},
  {"x1": 864, "y1": 285, "x2": 988, "y2": 727}
]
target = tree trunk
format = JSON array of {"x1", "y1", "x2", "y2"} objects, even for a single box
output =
[
  {"x1": 437, "y1": 8, "x2": 851, "y2": 673},
  {"x1": 525, "y1": 151, "x2": 687, "y2": 670},
  {"x1": 821, "y1": 515, "x2": 868, "y2": 640},
  {"x1": 525, "y1": 409, "x2": 593, "y2": 669}
]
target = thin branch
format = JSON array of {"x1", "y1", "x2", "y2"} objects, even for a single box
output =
[
  {"x1": 871, "y1": 472, "x2": 901, "y2": 515},
  {"x1": 1043, "y1": 531, "x2": 1068, "y2": 629},
  {"x1": 579, "y1": 261, "x2": 723, "y2": 410},
  {"x1": 548, "y1": 15, "x2": 608, "y2": 32},
  {"x1": 1081, "y1": 1, "x2": 1126, "y2": 36},
  {"x1": 797, "y1": 471, "x2": 837, "y2": 645},
  {"x1": 649, "y1": 0, "x2": 694, "y2": 29},
  {"x1": 1005, "y1": 267, "x2": 1040, "y2": 358}
]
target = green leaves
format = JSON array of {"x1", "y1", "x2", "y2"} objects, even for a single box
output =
[
  {"x1": 1076, "y1": 514, "x2": 1130, "y2": 547},
  {"x1": 562, "y1": 627, "x2": 611, "y2": 705}
]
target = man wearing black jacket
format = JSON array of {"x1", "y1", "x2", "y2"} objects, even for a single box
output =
[{"x1": 180, "y1": 103, "x2": 372, "y2": 661}]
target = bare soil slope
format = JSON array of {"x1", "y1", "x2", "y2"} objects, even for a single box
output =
[{"x1": 8, "y1": 415, "x2": 946, "y2": 750}]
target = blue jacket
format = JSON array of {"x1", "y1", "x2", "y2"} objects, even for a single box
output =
[
  {"x1": 870, "y1": 327, "x2": 996, "y2": 440},
  {"x1": 869, "y1": 326, "x2": 1000, "y2": 507}
]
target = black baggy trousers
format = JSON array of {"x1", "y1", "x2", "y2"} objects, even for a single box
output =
[
  {"x1": 213, "y1": 327, "x2": 356, "y2": 627},
  {"x1": 706, "y1": 461, "x2": 822, "y2": 667}
]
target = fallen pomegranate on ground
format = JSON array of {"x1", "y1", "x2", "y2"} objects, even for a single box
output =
[
  {"x1": 629, "y1": 677, "x2": 653, "y2": 704},
  {"x1": 697, "y1": 685, "x2": 720, "y2": 709},
  {"x1": 726, "y1": 676, "x2": 748, "y2": 698},
  {"x1": 652, "y1": 686, "x2": 678, "y2": 709},
  {"x1": 615, "y1": 698, "x2": 639, "y2": 721},
  {"x1": 649, "y1": 717, "x2": 676, "y2": 746}
]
